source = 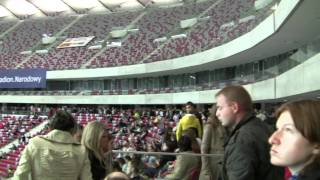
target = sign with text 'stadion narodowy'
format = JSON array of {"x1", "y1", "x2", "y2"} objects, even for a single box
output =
[{"x1": 0, "y1": 69, "x2": 46, "y2": 88}]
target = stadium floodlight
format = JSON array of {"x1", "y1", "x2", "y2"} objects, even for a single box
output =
[
  {"x1": 35, "y1": 49, "x2": 49, "y2": 54},
  {"x1": 198, "y1": 16, "x2": 211, "y2": 21},
  {"x1": 127, "y1": 28, "x2": 139, "y2": 33},
  {"x1": 109, "y1": 29, "x2": 127, "y2": 38},
  {"x1": 106, "y1": 41, "x2": 122, "y2": 48},
  {"x1": 88, "y1": 44, "x2": 102, "y2": 49},
  {"x1": 180, "y1": 18, "x2": 197, "y2": 29},
  {"x1": 30, "y1": 0, "x2": 71, "y2": 13},
  {"x1": 220, "y1": 21, "x2": 235, "y2": 29},
  {"x1": 171, "y1": 33, "x2": 187, "y2": 39},
  {"x1": 153, "y1": 37, "x2": 167, "y2": 43},
  {"x1": 42, "y1": 35, "x2": 57, "y2": 45},
  {"x1": 0, "y1": 5, "x2": 12, "y2": 17},
  {"x1": 5, "y1": 0, "x2": 40, "y2": 15},
  {"x1": 239, "y1": 15, "x2": 255, "y2": 23},
  {"x1": 20, "y1": 50, "x2": 33, "y2": 55}
]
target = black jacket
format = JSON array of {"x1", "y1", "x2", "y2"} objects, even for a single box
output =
[
  {"x1": 220, "y1": 114, "x2": 283, "y2": 180},
  {"x1": 298, "y1": 166, "x2": 320, "y2": 180}
]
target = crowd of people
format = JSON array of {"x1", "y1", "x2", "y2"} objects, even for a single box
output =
[{"x1": 4, "y1": 85, "x2": 320, "y2": 180}]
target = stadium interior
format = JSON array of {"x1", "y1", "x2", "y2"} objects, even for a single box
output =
[{"x1": 0, "y1": 0, "x2": 319, "y2": 178}]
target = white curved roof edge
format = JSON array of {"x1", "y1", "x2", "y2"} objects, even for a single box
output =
[
  {"x1": 0, "y1": 5, "x2": 12, "y2": 17},
  {"x1": 47, "y1": 0, "x2": 304, "y2": 80},
  {"x1": 0, "y1": 0, "x2": 199, "y2": 17},
  {"x1": 29, "y1": 0, "x2": 71, "y2": 13},
  {"x1": 3, "y1": 0, "x2": 42, "y2": 16}
]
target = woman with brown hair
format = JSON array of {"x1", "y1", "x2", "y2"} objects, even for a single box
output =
[
  {"x1": 269, "y1": 100, "x2": 320, "y2": 180},
  {"x1": 14, "y1": 110, "x2": 92, "y2": 180},
  {"x1": 199, "y1": 106, "x2": 226, "y2": 180}
]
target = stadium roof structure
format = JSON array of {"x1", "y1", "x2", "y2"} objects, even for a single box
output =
[{"x1": 0, "y1": 0, "x2": 204, "y2": 19}]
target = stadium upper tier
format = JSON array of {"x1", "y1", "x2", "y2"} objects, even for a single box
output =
[{"x1": 0, "y1": 0, "x2": 275, "y2": 70}]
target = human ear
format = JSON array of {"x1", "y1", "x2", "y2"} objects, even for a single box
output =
[
  {"x1": 312, "y1": 144, "x2": 320, "y2": 155},
  {"x1": 231, "y1": 102, "x2": 240, "y2": 113}
]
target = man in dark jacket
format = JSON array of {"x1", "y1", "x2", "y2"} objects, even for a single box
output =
[{"x1": 215, "y1": 86, "x2": 283, "y2": 180}]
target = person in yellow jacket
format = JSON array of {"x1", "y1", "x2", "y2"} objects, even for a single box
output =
[{"x1": 176, "y1": 114, "x2": 202, "y2": 141}]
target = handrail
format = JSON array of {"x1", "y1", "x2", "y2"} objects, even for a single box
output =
[{"x1": 112, "y1": 150, "x2": 223, "y2": 157}]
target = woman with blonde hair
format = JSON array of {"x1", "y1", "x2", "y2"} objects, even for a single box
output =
[
  {"x1": 82, "y1": 121, "x2": 113, "y2": 180},
  {"x1": 269, "y1": 100, "x2": 320, "y2": 180},
  {"x1": 199, "y1": 106, "x2": 226, "y2": 180}
]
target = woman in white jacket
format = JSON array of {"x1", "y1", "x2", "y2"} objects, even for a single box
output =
[{"x1": 13, "y1": 110, "x2": 93, "y2": 180}]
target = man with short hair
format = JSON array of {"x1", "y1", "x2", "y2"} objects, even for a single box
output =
[
  {"x1": 185, "y1": 101, "x2": 203, "y2": 136},
  {"x1": 215, "y1": 86, "x2": 283, "y2": 180},
  {"x1": 185, "y1": 101, "x2": 201, "y2": 120}
]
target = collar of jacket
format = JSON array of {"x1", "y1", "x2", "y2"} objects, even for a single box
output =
[
  {"x1": 40, "y1": 129, "x2": 80, "y2": 145},
  {"x1": 224, "y1": 113, "x2": 255, "y2": 147},
  {"x1": 298, "y1": 165, "x2": 320, "y2": 180}
]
